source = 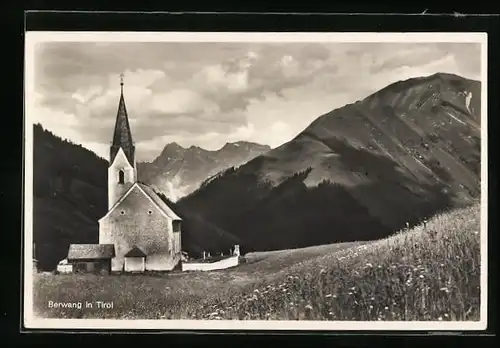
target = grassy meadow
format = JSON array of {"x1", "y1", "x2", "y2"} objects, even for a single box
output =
[{"x1": 32, "y1": 203, "x2": 481, "y2": 321}]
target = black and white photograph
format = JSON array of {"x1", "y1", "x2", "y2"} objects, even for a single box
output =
[{"x1": 23, "y1": 31, "x2": 488, "y2": 331}]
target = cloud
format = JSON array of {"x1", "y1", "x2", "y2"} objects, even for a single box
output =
[{"x1": 30, "y1": 41, "x2": 481, "y2": 161}]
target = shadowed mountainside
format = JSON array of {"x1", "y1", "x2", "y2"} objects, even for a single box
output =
[
  {"x1": 178, "y1": 73, "x2": 481, "y2": 253},
  {"x1": 32, "y1": 124, "x2": 108, "y2": 271}
]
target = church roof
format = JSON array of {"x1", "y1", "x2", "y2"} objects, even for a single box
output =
[
  {"x1": 99, "y1": 182, "x2": 182, "y2": 222},
  {"x1": 67, "y1": 244, "x2": 116, "y2": 260},
  {"x1": 137, "y1": 183, "x2": 182, "y2": 221},
  {"x1": 124, "y1": 246, "x2": 147, "y2": 258},
  {"x1": 110, "y1": 78, "x2": 135, "y2": 166}
]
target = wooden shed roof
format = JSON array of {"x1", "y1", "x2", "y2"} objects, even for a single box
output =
[{"x1": 67, "y1": 244, "x2": 116, "y2": 260}]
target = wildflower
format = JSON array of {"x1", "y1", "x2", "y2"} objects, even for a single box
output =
[
  {"x1": 254, "y1": 289, "x2": 260, "y2": 293},
  {"x1": 440, "y1": 263, "x2": 445, "y2": 267},
  {"x1": 371, "y1": 297, "x2": 375, "y2": 301},
  {"x1": 384, "y1": 306, "x2": 389, "y2": 311},
  {"x1": 438, "y1": 316, "x2": 443, "y2": 321},
  {"x1": 365, "y1": 263, "x2": 373, "y2": 268},
  {"x1": 325, "y1": 294, "x2": 333, "y2": 298},
  {"x1": 320, "y1": 269, "x2": 326, "y2": 274},
  {"x1": 289, "y1": 302, "x2": 294, "y2": 306},
  {"x1": 328, "y1": 311, "x2": 334, "y2": 316},
  {"x1": 332, "y1": 295, "x2": 337, "y2": 298},
  {"x1": 348, "y1": 292, "x2": 353, "y2": 295},
  {"x1": 444, "y1": 313, "x2": 449, "y2": 318},
  {"x1": 419, "y1": 275, "x2": 425, "y2": 279},
  {"x1": 305, "y1": 305, "x2": 313, "y2": 310},
  {"x1": 439, "y1": 287, "x2": 449, "y2": 293},
  {"x1": 350, "y1": 286, "x2": 356, "y2": 291},
  {"x1": 369, "y1": 305, "x2": 373, "y2": 309}
]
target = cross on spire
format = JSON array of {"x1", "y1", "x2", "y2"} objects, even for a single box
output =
[{"x1": 110, "y1": 72, "x2": 135, "y2": 167}]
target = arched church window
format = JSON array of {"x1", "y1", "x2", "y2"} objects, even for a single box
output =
[{"x1": 118, "y1": 170, "x2": 125, "y2": 184}]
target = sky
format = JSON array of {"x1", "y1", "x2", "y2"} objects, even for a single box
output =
[{"x1": 30, "y1": 41, "x2": 481, "y2": 162}]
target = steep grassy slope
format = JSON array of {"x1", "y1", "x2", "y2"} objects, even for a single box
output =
[
  {"x1": 178, "y1": 73, "x2": 481, "y2": 253},
  {"x1": 194, "y1": 203, "x2": 481, "y2": 321},
  {"x1": 33, "y1": 203, "x2": 481, "y2": 321}
]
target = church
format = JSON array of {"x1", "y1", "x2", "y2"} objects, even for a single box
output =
[{"x1": 66, "y1": 76, "x2": 183, "y2": 273}]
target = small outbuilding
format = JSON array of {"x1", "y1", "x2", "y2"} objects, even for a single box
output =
[
  {"x1": 67, "y1": 244, "x2": 115, "y2": 274},
  {"x1": 124, "y1": 246, "x2": 147, "y2": 273},
  {"x1": 56, "y1": 258, "x2": 73, "y2": 274}
]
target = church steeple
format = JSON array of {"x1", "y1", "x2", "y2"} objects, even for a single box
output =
[{"x1": 110, "y1": 73, "x2": 135, "y2": 167}]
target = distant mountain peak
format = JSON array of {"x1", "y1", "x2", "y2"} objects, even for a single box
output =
[
  {"x1": 370, "y1": 72, "x2": 479, "y2": 99},
  {"x1": 222, "y1": 141, "x2": 272, "y2": 150},
  {"x1": 164, "y1": 142, "x2": 184, "y2": 150},
  {"x1": 138, "y1": 139, "x2": 272, "y2": 200}
]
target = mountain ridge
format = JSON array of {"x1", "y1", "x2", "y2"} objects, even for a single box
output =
[
  {"x1": 177, "y1": 72, "x2": 481, "y2": 253},
  {"x1": 137, "y1": 140, "x2": 271, "y2": 200}
]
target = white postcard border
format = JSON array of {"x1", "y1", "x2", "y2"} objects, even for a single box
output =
[{"x1": 23, "y1": 31, "x2": 488, "y2": 331}]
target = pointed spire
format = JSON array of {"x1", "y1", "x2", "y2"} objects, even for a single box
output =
[{"x1": 110, "y1": 73, "x2": 135, "y2": 166}]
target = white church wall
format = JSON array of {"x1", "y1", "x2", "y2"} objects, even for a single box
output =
[
  {"x1": 99, "y1": 185, "x2": 179, "y2": 272},
  {"x1": 108, "y1": 148, "x2": 135, "y2": 209},
  {"x1": 173, "y1": 230, "x2": 181, "y2": 255},
  {"x1": 146, "y1": 253, "x2": 180, "y2": 271}
]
